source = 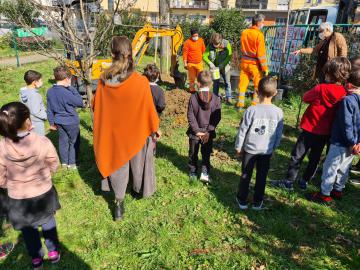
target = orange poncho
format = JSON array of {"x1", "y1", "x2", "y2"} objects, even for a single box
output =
[{"x1": 93, "y1": 72, "x2": 159, "y2": 178}]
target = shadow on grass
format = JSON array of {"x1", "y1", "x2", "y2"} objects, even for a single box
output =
[
  {"x1": 156, "y1": 135, "x2": 360, "y2": 269},
  {"x1": 1, "y1": 239, "x2": 91, "y2": 269},
  {"x1": 46, "y1": 121, "x2": 115, "y2": 220}
]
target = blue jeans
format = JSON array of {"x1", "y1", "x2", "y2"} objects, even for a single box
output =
[
  {"x1": 58, "y1": 124, "x2": 80, "y2": 165},
  {"x1": 21, "y1": 216, "x2": 59, "y2": 259},
  {"x1": 213, "y1": 68, "x2": 232, "y2": 98},
  {"x1": 321, "y1": 144, "x2": 354, "y2": 196}
]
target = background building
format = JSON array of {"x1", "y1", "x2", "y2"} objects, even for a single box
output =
[{"x1": 101, "y1": 0, "x2": 347, "y2": 25}]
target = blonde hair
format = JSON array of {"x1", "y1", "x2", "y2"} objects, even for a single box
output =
[
  {"x1": 210, "y1": 33, "x2": 222, "y2": 46},
  {"x1": 101, "y1": 36, "x2": 134, "y2": 82}
]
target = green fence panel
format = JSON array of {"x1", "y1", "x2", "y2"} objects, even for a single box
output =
[{"x1": 16, "y1": 26, "x2": 48, "y2": 38}]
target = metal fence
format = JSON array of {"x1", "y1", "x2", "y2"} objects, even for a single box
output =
[{"x1": 263, "y1": 24, "x2": 360, "y2": 77}]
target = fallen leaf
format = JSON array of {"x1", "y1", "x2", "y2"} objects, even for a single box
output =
[
  {"x1": 335, "y1": 234, "x2": 352, "y2": 245},
  {"x1": 299, "y1": 245, "x2": 312, "y2": 252},
  {"x1": 251, "y1": 262, "x2": 266, "y2": 270}
]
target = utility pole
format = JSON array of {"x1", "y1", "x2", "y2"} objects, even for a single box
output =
[{"x1": 159, "y1": 0, "x2": 170, "y2": 75}]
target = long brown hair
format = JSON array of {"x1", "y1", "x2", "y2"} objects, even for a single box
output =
[
  {"x1": 0, "y1": 102, "x2": 30, "y2": 142},
  {"x1": 101, "y1": 36, "x2": 134, "y2": 82}
]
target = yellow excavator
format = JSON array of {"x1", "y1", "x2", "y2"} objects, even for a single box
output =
[{"x1": 67, "y1": 23, "x2": 185, "y2": 90}]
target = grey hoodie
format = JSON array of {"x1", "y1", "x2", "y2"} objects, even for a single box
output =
[{"x1": 19, "y1": 87, "x2": 47, "y2": 136}]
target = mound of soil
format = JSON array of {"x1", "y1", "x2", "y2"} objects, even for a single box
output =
[{"x1": 163, "y1": 89, "x2": 190, "y2": 127}]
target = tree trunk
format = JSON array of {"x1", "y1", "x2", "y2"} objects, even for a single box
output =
[{"x1": 159, "y1": 0, "x2": 170, "y2": 75}]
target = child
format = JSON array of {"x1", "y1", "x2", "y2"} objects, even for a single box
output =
[
  {"x1": 46, "y1": 66, "x2": 84, "y2": 169},
  {"x1": 187, "y1": 70, "x2": 221, "y2": 184},
  {"x1": 19, "y1": 70, "x2": 47, "y2": 136},
  {"x1": 143, "y1": 64, "x2": 166, "y2": 116},
  {"x1": 235, "y1": 76, "x2": 283, "y2": 210},
  {"x1": 271, "y1": 57, "x2": 351, "y2": 191},
  {"x1": 0, "y1": 102, "x2": 61, "y2": 270},
  {"x1": 307, "y1": 68, "x2": 360, "y2": 203}
]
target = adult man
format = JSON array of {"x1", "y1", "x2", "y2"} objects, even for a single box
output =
[
  {"x1": 203, "y1": 32, "x2": 233, "y2": 104},
  {"x1": 237, "y1": 14, "x2": 268, "y2": 109},
  {"x1": 293, "y1": 22, "x2": 347, "y2": 82},
  {"x1": 183, "y1": 28, "x2": 206, "y2": 93}
]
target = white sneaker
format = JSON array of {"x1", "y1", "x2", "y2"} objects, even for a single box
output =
[
  {"x1": 252, "y1": 201, "x2": 265, "y2": 211},
  {"x1": 236, "y1": 197, "x2": 248, "y2": 210},
  {"x1": 67, "y1": 164, "x2": 78, "y2": 170},
  {"x1": 200, "y1": 172, "x2": 211, "y2": 184},
  {"x1": 61, "y1": 164, "x2": 68, "y2": 168}
]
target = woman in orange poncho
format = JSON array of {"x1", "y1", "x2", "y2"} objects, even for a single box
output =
[{"x1": 93, "y1": 36, "x2": 160, "y2": 221}]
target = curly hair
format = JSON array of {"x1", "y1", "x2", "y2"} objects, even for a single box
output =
[{"x1": 323, "y1": 57, "x2": 351, "y2": 84}]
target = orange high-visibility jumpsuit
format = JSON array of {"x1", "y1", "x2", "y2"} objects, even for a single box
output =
[
  {"x1": 183, "y1": 37, "x2": 206, "y2": 92},
  {"x1": 237, "y1": 26, "x2": 268, "y2": 108}
]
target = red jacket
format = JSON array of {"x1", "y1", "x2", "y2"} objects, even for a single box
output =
[{"x1": 300, "y1": 84, "x2": 346, "y2": 136}]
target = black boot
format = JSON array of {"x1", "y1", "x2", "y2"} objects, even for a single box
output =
[{"x1": 114, "y1": 199, "x2": 124, "y2": 221}]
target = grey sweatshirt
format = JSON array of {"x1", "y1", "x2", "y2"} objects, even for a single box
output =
[
  {"x1": 235, "y1": 104, "x2": 284, "y2": 155},
  {"x1": 19, "y1": 87, "x2": 47, "y2": 135}
]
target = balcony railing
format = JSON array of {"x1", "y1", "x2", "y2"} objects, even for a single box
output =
[
  {"x1": 170, "y1": 1, "x2": 209, "y2": 9},
  {"x1": 237, "y1": 2, "x2": 268, "y2": 9}
]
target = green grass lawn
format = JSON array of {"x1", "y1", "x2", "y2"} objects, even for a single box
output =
[
  {"x1": 0, "y1": 59, "x2": 359, "y2": 270},
  {"x1": 0, "y1": 47, "x2": 36, "y2": 58}
]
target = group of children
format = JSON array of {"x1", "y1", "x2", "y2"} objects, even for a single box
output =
[
  {"x1": 0, "y1": 54, "x2": 359, "y2": 268},
  {"x1": 185, "y1": 56, "x2": 360, "y2": 210},
  {"x1": 0, "y1": 66, "x2": 83, "y2": 269}
]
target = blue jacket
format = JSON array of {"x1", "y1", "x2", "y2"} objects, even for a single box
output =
[
  {"x1": 330, "y1": 93, "x2": 360, "y2": 147},
  {"x1": 46, "y1": 85, "x2": 83, "y2": 126}
]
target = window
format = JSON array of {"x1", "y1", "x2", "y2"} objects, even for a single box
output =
[
  {"x1": 108, "y1": 0, "x2": 114, "y2": 11},
  {"x1": 150, "y1": 13, "x2": 158, "y2": 24},
  {"x1": 290, "y1": 10, "x2": 308, "y2": 25},
  {"x1": 275, "y1": 17, "x2": 287, "y2": 25},
  {"x1": 189, "y1": 15, "x2": 206, "y2": 23},
  {"x1": 308, "y1": 10, "x2": 328, "y2": 24}
]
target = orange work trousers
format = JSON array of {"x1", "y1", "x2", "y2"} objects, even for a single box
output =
[
  {"x1": 187, "y1": 62, "x2": 203, "y2": 92},
  {"x1": 237, "y1": 63, "x2": 263, "y2": 108}
]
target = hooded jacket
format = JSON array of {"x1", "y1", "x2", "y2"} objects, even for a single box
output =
[
  {"x1": 0, "y1": 132, "x2": 59, "y2": 199},
  {"x1": 19, "y1": 87, "x2": 47, "y2": 123},
  {"x1": 300, "y1": 83, "x2": 346, "y2": 135},
  {"x1": 187, "y1": 90, "x2": 221, "y2": 139},
  {"x1": 330, "y1": 93, "x2": 360, "y2": 147}
]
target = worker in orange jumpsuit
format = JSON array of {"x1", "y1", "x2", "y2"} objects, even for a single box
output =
[
  {"x1": 237, "y1": 14, "x2": 269, "y2": 108},
  {"x1": 183, "y1": 28, "x2": 206, "y2": 93}
]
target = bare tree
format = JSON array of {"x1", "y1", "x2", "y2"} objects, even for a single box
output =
[{"x1": 3, "y1": 0, "x2": 136, "y2": 108}]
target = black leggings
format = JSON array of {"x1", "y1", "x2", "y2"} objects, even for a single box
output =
[{"x1": 21, "y1": 216, "x2": 59, "y2": 259}]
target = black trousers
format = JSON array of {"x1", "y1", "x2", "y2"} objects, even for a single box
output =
[
  {"x1": 237, "y1": 152, "x2": 271, "y2": 203},
  {"x1": 286, "y1": 130, "x2": 329, "y2": 182},
  {"x1": 188, "y1": 137, "x2": 213, "y2": 174},
  {"x1": 21, "y1": 216, "x2": 59, "y2": 259}
]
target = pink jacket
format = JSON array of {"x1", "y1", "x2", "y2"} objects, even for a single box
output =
[{"x1": 0, "y1": 132, "x2": 59, "y2": 199}]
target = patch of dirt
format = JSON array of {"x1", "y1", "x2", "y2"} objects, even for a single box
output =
[
  {"x1": 163, "y1": 88, "x2": 190, "y2": 127},
  {"x1": 212, "y1": 149, "x2": 232, "y2": 163}
]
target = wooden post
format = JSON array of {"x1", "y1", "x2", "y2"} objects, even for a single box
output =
[{"x1": 159, "y1": 0, "x2": 170, "y2": 75}]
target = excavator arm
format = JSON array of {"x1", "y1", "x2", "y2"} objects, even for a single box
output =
[
  {"x1": 67, "y1": 23, "x2": 185, "y2": 88},
  {"x1": 132, "y1": 23, "x2": 184, "y2": 75}
]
